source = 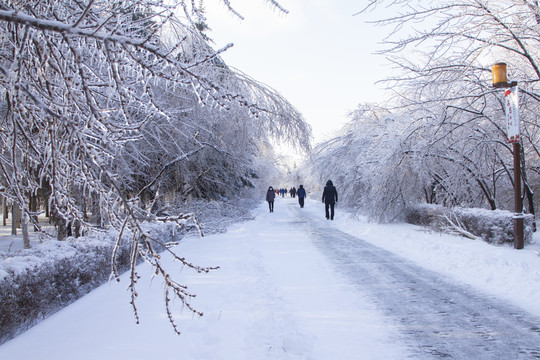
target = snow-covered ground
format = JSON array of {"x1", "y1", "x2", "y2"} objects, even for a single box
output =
[
  {"x1": 1, "y1": 196, "x2": 539, "y2": 359},
  {"x1": 0, "y1": 215, "x2": 55, "y2": 252}
]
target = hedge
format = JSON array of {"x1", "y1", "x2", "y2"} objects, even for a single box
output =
[
  {"x1": 405, "y1": 204, "x2": 535, "y2": 245},
  {"x1": 0, "y1": 223, "x2": 179, "y2": 345}
]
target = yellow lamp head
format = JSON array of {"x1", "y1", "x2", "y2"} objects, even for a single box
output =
[{"x1": 492, "y1": 62, "x2": 508, "y2": 88}]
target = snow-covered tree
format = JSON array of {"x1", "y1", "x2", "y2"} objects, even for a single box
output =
[
  {"x1": 314, "y1": 0, "x2": 540, "y2": 221},
  {"x1": 312, "y1": 105, "x2": 421, "y2": 222},
  {"x1": 0, "y1": 0, "x2": 310, "y2": 332}
]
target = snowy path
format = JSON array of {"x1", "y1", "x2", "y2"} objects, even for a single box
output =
[
  {"x1": 296, "y1": 206, "x2": 540, "y2": 359},
  {"x1": 1, "y1": 197, "x2": 540, "y2": 359},
  {"x1": 0, "y1": 198, "x2": 409, "y2": 359}
]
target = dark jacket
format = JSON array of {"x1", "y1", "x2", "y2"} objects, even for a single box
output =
[
  {"x1": 322, "y1": 180, "x2": 338, "y2": 204},
  {"x1": 297, "y1": 185, "x2": 306, "y2": 198},
  {"x1": 266, "y1": 188, "x2": 276, "y2": 202}
]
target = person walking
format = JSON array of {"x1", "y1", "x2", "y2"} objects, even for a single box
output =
[
  {"x1": 297, "y1": 185, "x2": 306, "y2": 208},
  {"x1": 322, "y1": 180, "x2": 338, "y2": 220},
  {"x1": 266, "y1": 186, "x2": 276, "y2": 213},
  {"x1": 290, "y1": 187, "x2": 296, "y2": 198}
]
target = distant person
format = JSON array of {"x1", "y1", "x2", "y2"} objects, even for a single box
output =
[
  {"x1": 322, "y1": 180, "x2": 338, "y2": 220},
  {"x1": 297, "y1": 185, "x2": 306, "y2": 208},
  {"x1": 266, "y1": 186, "x2": 275, "y2": 213}
]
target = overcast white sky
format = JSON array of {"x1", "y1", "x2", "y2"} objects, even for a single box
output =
[{"x1": 204, "y1": 0, "x2": 391, "y2": 144}]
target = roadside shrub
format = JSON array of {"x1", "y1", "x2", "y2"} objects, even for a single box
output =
[
  {"x1": 405, "y1": 204, "x2": 535, "y2": 245},
  {"x1": 0, "y1": 198, "x2": 257, "y2": 344},
  {"x1": 0, "y1": 225, "x2": 175, "y2": 344}
]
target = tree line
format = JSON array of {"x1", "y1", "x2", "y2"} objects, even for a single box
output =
[{"x1": 312, "y1": 0, "x2": 540, "y2": 225}]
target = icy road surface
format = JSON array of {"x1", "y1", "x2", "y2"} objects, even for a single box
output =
[{"x1": 294, "y1": 204, "x2": 540, "y2": 359}]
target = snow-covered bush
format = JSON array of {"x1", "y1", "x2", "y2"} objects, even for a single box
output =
[
  {"x1": 405, "y1": 204, "x2": 535, "y2": 245},
  {"x1": 0, "y1": 230, "x2": 132, "y2": 344},
  {"x1": 0, "y1": 197, "x2": 260, "y2": 344},
  {"x1": 173, "y1": 199, "x2": 258, "y2": 235},
  {"x1": 0, "y1": 221, "x2": 186, "y2": 345}
]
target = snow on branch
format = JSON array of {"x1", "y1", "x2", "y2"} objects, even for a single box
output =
[{"x1": 442, "y1": 213, "x2": 479, "y2": 240}]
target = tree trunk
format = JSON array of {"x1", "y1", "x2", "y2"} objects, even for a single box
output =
[
  {"x1": 45, "y1": 200, "x2": 50, "y2": 221},
  {"x1": 520, "y1": 146, "x2": 536, "y2": 231},
  {"x1": 73, "y1": 220, "x2": 81, "y2": 238},
  {"x1": 16, "y1": 206, "x2": 21, "y2": 228},
  {"x1": 22, "y1": 212, "x2": 30, "y2": 249},
  {"x1": 29, "y1": 193, "x2": 39, "y2": 231},
  {"x1": 2, "y1": 198, "x2": 7, "y2": 226},
  {"x1": 82, "y1": 196, "x2": 88, "y2": 221},
  {"x1": 57, "y1": 217, "x2": 67, "y2": 241},
  {"x1": 524, "y1": 183, "x2": 536, "y2": 232},
  {"x1": 92, "y1": 194, "x2": 102, "y2": 227},
  {"x1": 11, "y1": 205, "x2": 18, "y2": 235}
]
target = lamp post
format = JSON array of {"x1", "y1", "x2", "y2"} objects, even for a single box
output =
[{"x1": 492, "y1": 62, "x2": 524, "y2": 249}]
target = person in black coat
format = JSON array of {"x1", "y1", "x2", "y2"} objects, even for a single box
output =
[
  {"x1": 297, "y1": 185, "x2": 306, "y2": 208},
  {"x1": 321, "y1": 180, "x2": 338, "y2": 220},
  {"x1": 266, "y1": 186, "x2": 276, "y2": 212}
]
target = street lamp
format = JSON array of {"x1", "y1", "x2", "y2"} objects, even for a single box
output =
[
  {"x1": 491, "y1": 62, "x2": 524, "y2": 249},
  {"x1": 492, "y1": 62, "x2": 518, "y2": 88}
]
